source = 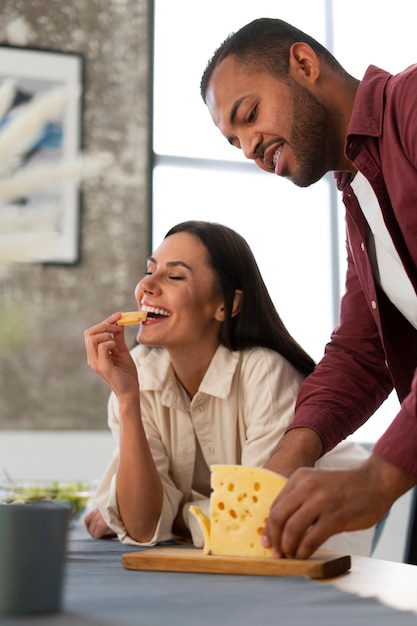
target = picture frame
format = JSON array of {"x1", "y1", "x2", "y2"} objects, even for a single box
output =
[{"x1": 0, "y1": 45, "x2": 84, "y2": 264}]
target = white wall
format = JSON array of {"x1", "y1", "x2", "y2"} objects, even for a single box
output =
[
  {"x1": 0, "y1": 431, "x2": 114, "y2": 482},
  {"x1": 372, "y1": 491, "x2": 411, "y2": 563}
]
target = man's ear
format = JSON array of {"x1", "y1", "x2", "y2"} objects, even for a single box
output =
[
  {"x1": 288, "y1": 42, "x2": 320, "y2": 84},
  {"x1": 215, "y1": 289, "x2": 243, "y2": 321}
]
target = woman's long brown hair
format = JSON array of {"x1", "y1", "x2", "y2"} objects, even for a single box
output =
[{"x1": 165, "y1": 221, "x2": 315, "y2": 377}]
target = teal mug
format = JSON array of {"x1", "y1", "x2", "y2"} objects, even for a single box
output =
[{"x1": 0, "y1": 502, "x2": 70, "y2": 615}]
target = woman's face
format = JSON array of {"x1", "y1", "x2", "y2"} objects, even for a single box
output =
[{"x1": 135, "y1": 232, "x2": 224, "y2": 352}]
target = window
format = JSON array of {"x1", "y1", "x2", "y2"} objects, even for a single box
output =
[{"x1": 152, "y1": 0, "x2": 414, "y2": 442}]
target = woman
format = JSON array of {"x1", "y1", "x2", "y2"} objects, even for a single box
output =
[{"x1": 84, "y1": 220, "x2": 374, "y2": 555}]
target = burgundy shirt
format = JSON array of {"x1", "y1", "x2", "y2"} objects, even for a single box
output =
[{"x1": 289, "y1": 64, "x2": 417, "y2": 479}]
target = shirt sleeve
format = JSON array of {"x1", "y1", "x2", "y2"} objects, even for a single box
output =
[
  {"x1": 94, "y1": 391, "x2": 184, "y2": 546},
  {"x1": 238, "y1": 348, "x2": 304, "y2": 467},
  {"x1": 289, "y1": 242, "x2": 393, "y2": 455},
  {"x1": 373, "y1": 367, "x2": 417, "y2": 480}
]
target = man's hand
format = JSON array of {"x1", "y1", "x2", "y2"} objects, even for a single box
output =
[
  {"x1": 85, "y1": 508, "x2": 117, "y2": 539},
  {"x1": 262, "y1": 454, "x2": 416, "y2": 559}
]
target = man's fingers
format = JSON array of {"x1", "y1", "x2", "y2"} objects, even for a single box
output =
[
  {"x1": 262, "y1": 467, "x2": 334, "y2": 559},
  {"x1": 262, "y1": 480, "x2": 308, "y2": 558}
]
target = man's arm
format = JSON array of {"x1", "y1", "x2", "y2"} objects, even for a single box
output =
[{"x1": 264, "y1": 427, "x2": 323, "y2": 477}]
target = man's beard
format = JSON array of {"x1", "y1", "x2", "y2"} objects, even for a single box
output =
[{"x1": 287, "y1": 79, "x2": 329, "y2": 188}]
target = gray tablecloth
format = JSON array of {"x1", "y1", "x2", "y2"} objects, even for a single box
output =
[{"x1": 2, "y1": 526, "x2": 417, "y2": 626}]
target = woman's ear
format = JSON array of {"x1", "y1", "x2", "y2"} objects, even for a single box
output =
[
  {"x1": 231, "y1": 289, "x2": 243, "y2": 317},
  {"x1": 215, "y1": 289, "x2": 243, "y2": 321}
]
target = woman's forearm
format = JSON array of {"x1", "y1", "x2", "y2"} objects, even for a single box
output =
[{"x1": 115, "y1": 391, "x2": 163, "y2": 542}]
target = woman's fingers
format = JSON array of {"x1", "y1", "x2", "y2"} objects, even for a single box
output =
[
  {"x1": 84, "y1": 315, "x2": 127, "y2": 370},
  {"x1": 85, "y1": 508, "x2": 116, "y2": 539}
]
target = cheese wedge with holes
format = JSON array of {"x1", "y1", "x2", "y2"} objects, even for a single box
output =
[
  {"x1": 189, "y1": 464, "x2": 287, "y2": 557},
  {"x1": 117, "y1": 311, "x2": 148, "y2": 326}
]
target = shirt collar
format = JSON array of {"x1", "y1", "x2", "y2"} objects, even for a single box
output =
[
  {"x1": 134, "y1": 343, "x2": 240, "y2": 403},
  {"x1": 346, "y1": 65, "x2": 391, "y2": 140},
  {"x1": 336, "y1": 65, "x2": 391, "y2": 191}
]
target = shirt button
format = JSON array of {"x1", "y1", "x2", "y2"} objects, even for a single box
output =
[
  {"x1": 208, "y1": 446, "x2": 215, "y2": 454},
  {"x1": 360, "y1": 242, "x2": 365, "y2": 251},
  {"x1": 371, "y1": 300, "x2": 377, "y2": 310},
  {"x1": 198, "y1": 406, "x2": 204, "y2": 413}
]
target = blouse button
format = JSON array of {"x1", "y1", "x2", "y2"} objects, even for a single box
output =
[
  {"x1": 360, "y1": 242, "x2": 365, "y2": 251},
  {"x1": 371, "y1": 300, "x2": 377, "y2": 310}
]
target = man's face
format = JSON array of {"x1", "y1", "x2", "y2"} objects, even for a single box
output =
[{"x1": 205, "y1": 56, "x2": 330, "y2": 188}]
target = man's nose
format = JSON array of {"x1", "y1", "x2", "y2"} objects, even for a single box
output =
[{"x1": 241, "y1": 132, "x2": 262, "y2": 162}]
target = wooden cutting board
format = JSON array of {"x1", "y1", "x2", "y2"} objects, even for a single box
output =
[{"x1": 122, "y1": 547, "x2": 351, "y2": 579}]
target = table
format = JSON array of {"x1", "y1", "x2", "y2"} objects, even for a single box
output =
[
  {"x1": 323, "y1": 553, "x2": 417, "y2": 614},
  {"x1": 3, "y1": 526, "x2": 417, "y2": 626}
]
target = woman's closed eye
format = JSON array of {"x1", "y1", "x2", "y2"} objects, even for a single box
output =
[{"x1": 144, "y1": 270, "x2": 185, "y2": 280}]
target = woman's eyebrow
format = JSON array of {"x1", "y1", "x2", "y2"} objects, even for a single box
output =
[
  {"x1": 167, "y1": 261, "x2": 192, "y2": 270},
  {"x1": 147, "y1": 256, "x2": 192, "y2": 271}
]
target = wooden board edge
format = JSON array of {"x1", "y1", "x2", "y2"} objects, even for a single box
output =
[
  {"x1": 306, "y1": 554, "x2": 351, "y2": 579},
  {"x1": 122, "y1": 548, "x2": 351, "y2": 579}
]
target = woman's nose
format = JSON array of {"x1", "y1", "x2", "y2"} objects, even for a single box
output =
[{"x1": 136, "y1": 274, "x2": 159, "y2": 299}]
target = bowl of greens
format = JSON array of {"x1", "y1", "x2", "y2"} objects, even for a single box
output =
[{"x1": 0, "y1": 480, "x2": 97, "y2": 524}]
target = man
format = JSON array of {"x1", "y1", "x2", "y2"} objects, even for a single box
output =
[{"x1": 200, "y1": 17, "x2": 417, "y2": 559}]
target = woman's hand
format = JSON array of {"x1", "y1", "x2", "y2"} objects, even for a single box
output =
[
  {"x1": 84, "y1": 508, "x2": 117, "y2": 539},
  {"x1": 84, "y1": 313, "x2": 139, "y2": 397},
  {"x1": 85, "y1": 313, "x2": 163, "y2": 543}
]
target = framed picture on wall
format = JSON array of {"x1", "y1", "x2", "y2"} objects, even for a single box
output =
[{"x1": 0, "y1": 45, "x2": 84, "y2": 264}]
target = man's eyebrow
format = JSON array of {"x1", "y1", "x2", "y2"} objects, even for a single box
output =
[
  {"x1": 147, "y1": 256, "x2": 192, "y2": 271},
  {"x1": 230, "y1": 96, "x2": 246, "y2": 125},
  {"x1": 226, "y1": 96, "x2": 247, "y2": 145}
]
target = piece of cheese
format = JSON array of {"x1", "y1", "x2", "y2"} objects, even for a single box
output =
[
  {"x1": 189, "y1": 464, "x2": 287, "y2": 557},
  {"x1": 117, "y1": 311, "x2": 148, "y2": 326}
]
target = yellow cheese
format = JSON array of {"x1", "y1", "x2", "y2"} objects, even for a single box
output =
[
  {"x1": 117, "y1": 311, "x2": 148, "y2": 326},
  {"x1": 189, "y1": 465, "x2": 287, "y2": 557}
]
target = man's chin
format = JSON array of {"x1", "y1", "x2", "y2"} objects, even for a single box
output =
[{"x1": 289, "y1": 167, "x2": 326, "y2": 188}]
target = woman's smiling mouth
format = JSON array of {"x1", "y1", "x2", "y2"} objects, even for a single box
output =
[{"x1": 141, "y1": 304, "x2": 171, "y2": 319}]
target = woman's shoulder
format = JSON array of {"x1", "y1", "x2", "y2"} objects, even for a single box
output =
[
  {"x1": 238, "y1": 346, "x2": 304, "y2": 381},
  {"x1": 215, "y1": 344, "x2": 281, "y2": 367},
  {"x1": 239, "y1": 345, "x2": 286, "y2": 364}
]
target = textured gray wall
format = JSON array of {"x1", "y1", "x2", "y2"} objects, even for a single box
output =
[{"x1": 0, "y1": 0, "x2": 152, "y2": 429}]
